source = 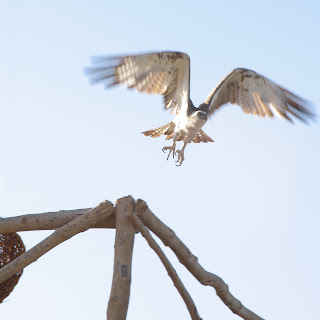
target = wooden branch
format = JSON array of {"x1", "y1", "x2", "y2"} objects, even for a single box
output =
[
  {"x1": 0, "y1": 198, "x2": 265, "y2": 319},
  {"x1": 130, "y1": 212, "x2": 202, "y2": 320},
  {"x1": 0, "y1": 200, "x2": 114, "y2": 285},
  {"x1": 135, "y1": 199, "x2": 265, "y2": 320},
  {"x1": 0, "y1": 208, "x2": 116, "y2": 233},
  {"x1": 107, "y1": 196, "x2": 136, "y2": 320}
]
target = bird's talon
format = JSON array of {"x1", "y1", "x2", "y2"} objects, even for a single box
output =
[{"x1": 162, "y1": 144, "x2": 183, "y2": 164}]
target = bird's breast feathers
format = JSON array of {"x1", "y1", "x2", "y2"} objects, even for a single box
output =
[{"x1": 173, "y1": 112, "x2": 207, "y2": 141}]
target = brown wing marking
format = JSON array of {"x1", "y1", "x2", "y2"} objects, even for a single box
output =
[
  {"x1": 204, "y1": 68, "x2": 315, "y2": 124},
  {"x1": 142, "y1": 122, "x2": 174, "y2": 138},
  {"x1": 192, "y1": 130, "x2": 214, "y2": 143}
]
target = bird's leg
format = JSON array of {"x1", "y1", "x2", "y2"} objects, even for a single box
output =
[
  {"x1": 175, "y1": 140, "x2": 188, "y2": 166},
  {"x1": 162, "y1": 133, "x2": 178, "y2": 160},
  {"x1": 162, "y1": 140, "x2": 177, "y2": 160}
]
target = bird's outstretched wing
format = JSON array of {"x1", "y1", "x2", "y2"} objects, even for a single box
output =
[
  {"x1": 85, "y1": 51, "x2": 191, "y2": 115},
  {"x1": 202, "y1": 68, "x2": 315, "y2": 123}
]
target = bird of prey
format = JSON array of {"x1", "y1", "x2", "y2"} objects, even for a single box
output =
[{"x1": 85, "y1": 51, "x2": 315, "y2": 166}]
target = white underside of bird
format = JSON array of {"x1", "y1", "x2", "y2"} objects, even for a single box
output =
[{"x1": 160, "y1": 109, "x2": 208, "y2": 165}]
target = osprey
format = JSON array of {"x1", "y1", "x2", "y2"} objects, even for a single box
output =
[{"x1": 85, "y1": 51, "x2": 315, "y2": 166}]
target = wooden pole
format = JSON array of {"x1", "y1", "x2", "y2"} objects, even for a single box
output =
[
  {"x1": 0, "y1": 208, "x2": 116, "y2": 233},
  {"x1": 107, "y1": 196, "x2": 136, "y2": 320}
]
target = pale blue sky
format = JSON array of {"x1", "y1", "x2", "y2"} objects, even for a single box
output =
[{"x1": 1, "y1": 1, "x2": 320, "y2": 319}]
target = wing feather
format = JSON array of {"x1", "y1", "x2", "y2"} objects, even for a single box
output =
[
  {"x1": 85, "y1": 51, "x2": 191, "y2": 114},
  {"x1": 203, "y1": 68, "x2": 315, "y2": 123},
  {"x1": 192, "y1": 130, "x2": 214, "y2": 143}
]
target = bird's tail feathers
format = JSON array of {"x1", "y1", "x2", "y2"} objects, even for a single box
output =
[
  {"x1": 143, "y1": 124, "x2": 213, "y2": 143},
  {"x1": 142, "y1": 122, "x2": 175, "y2": 139},
  {"x1": 192, "y1": 130, "x2": 214, "y2": 143}
]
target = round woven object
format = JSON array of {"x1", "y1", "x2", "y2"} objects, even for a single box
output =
[{"x1": 0, "y1": 233, "x2": 25, "y2": 303}]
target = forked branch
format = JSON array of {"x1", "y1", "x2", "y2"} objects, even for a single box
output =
[
  {"x1": 0, "y1": 200, "x2": 114, "y2": 285},
  {"x1": 130, "y1": 212, "x2": 202, "y2": 320},
  {"x1": 135, "y1": 199, "x2": 264, "y2": 320}
]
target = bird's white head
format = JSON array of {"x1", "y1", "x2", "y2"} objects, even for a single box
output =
[{"x1": 195, "y1": 110, "x2": 208, "y2": 121}]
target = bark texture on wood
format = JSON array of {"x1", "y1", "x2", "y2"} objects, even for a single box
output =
[
  {"x1": 107, "y1": 196, "x2": 136, "y2": 320},
  {"x1": 135, "y1": 199, "x2": 264, "y2": 320},
  {"x1": 0, "y1": 208, "x2": 116, "y2": 233},
  {"x1": 0, "y1": 200, "x2": 114, "y2": 285}
]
